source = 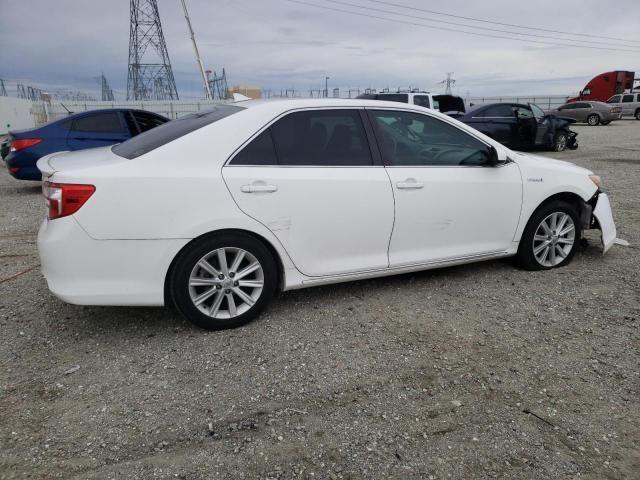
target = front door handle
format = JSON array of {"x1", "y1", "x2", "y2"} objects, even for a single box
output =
[
  {"x1": 396, "y1": 179, "x2": 424, "y2": 190},
  {"x1": 241, "y1": 183, "x2": 278, "y2": 193}
]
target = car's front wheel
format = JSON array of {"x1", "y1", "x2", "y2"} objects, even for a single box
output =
[
  {"x1": 516, "y1": 201, "x2": 581, "y2": 270},
  {"x1": 170, "y1": 233, "x2": 278, "y2": 330},
  {"x1": 635, "y1": 109, "x2": 640, "y2": 120},
  {"x1": 587, "y1": 114, "x2": 600, "y2": 126},
  {"x1": 553, "y1": 131, "x2": 568, "y2": 152}
]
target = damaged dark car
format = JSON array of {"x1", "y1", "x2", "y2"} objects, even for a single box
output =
[{"x1": 458, "y1": 102, "x2": 578, "y2": 152}]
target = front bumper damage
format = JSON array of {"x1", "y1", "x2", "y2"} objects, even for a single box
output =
[{"x1": 584, "y1": 191, "x2": 617, "y2": 253}]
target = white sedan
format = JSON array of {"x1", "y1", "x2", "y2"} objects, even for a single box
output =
[{"x1": 36, "y1": 99, "x2": 616, "y2": 330}]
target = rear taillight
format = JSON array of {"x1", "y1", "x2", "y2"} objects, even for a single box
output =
[
  {"x1": 610, "y1": 107, "x2": 622, "y2": 113},
  {"x1": 10, "y1": 138, "x2": 42, "y2": 152},
  {"x1": 42, "y1": 182, "x2": 95, "y2": 220}
]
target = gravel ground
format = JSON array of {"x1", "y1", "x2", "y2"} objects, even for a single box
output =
[{"x1": 0, "y1": 122, "x2": 639, "y2": 479}]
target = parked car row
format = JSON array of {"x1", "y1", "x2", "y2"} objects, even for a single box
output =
[
  {"x1": 4, "y1": 89, "x2": 637, "y2": 184},
  {"x1": 34, "y1": 99, "x2": 616, "y2": 330}
]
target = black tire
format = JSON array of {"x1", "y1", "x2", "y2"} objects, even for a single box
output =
[
  {"x1": 587, "y1": 114, "x2": 600, "y2": 126},
  {"x1": 170, "y1": 232, "x2": 277, "y2": 330},
  {"x1": 516, "y1": 200, "x2": 581, "y2": 271},
  {"x1": 635, "y1": 109, "x2": 640, "y2": 120},
  {"x1": 601, "y1": 121, "x2": 610, "y2": 125},
  {"x1": 553, "y1": 131, "x2": 568, "y2": 152}
]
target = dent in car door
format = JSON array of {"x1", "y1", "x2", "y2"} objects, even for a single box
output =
[
  {"x1": 368, "y1": 109, "x2": 522, "y2": 266},
  {"x1": 222, "y1": 109, "x2": 395, "y2": 277}
]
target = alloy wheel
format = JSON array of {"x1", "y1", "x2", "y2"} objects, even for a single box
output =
[
  {"x1": 555, "y1": 134, "x2": 567, "y2": 151},
  {"x1": 188, "y1": 247, "x2": 264, "y2": 319},
  {"x1": 532, "y1": 212, "x2": 575, "y2": 267}
]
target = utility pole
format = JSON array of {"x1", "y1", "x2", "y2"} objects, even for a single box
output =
[{"x1": 180, "y1": 0, "x2": 212, "y2": 100}]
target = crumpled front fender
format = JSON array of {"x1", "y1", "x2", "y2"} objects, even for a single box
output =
[{"x1": 592, "y1": 193, "x2": 616, "y2": 253}]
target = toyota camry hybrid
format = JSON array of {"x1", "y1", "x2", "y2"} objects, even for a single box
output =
[{"x1": 36, "y1": 99, "x2": 617, "y2": 330}]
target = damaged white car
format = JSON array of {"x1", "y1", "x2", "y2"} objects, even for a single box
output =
[{"x1": 36, "y1": 99, "x2": 617, "y2": 330}]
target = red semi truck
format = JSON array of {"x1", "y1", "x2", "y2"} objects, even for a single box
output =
[{"x1": 568, "y1": 71, "x2": 635, "y2": 103}]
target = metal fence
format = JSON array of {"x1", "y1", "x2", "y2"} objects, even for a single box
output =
[
  {"x1": 44, "y1": 99, "x2": 232, "y2": 123},
  {"x1": 466, "y1": 95, "x2": 570, "y2": 111}
]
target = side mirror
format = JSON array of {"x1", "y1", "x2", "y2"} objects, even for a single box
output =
[{"x1": 486, "y1": 146, "x2": 501, "y2": 166}]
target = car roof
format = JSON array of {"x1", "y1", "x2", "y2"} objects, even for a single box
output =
[{"x1": 234, "y1": 97, "x2": 436, "y2": 115}]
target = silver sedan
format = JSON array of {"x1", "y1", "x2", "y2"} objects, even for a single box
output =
[{"x1": 549, "y1": 101, "x2": 622, "y2": 126}]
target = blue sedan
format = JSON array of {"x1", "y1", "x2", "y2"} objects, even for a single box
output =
[{"x1": 5, "y1": 109, "x2": 168, "y2": 180}]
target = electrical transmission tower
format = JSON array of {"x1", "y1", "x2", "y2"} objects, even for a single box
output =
[
  {"x1": 439, "y1": 72, "x2": 456, "y2": 94},
  {"x1": 0, "y1": 79, "x2": 7, "y2": 97},
  {"x1": 100, "y1": 73, "x2": 115, "y2": 101},
  {"x1": 17, "y1": 84, "x2": 27, "y2": 99},
  {"x1": 208, "y1": 69, "x2": 228, "y2": 100},
  {"x1": 126, "y1": 0, "x2": 179, "y2": 100}
]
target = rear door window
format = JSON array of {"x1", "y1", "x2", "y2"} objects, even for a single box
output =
[
  {"x1": 230, "y1": 109, "x2": 373, "y2": 166},
  {"x1": 622, "y1": 94, "x2": 635, "y2": 103},
  {"x1": 271, "y1": 110, "x2": 372, "y2": 166},
  {"x1": 72, "y1": 112, "x2": 124, "y2": 133},
  {"x1": 113, "y1": 105, "x2": 244, "y2": 159},
  {"x1": 230, "y1": 130, "x2": 278, "y2": 166}
]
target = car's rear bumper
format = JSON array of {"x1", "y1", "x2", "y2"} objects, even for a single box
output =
[
  {"x1": 7, "y1": 164, "x2": 42, "y2": 180},
  {"x1": 38, "y1": 216, "x2": 189, "y2": 306}
]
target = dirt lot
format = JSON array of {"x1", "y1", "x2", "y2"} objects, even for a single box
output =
[{"x1": 1, "y1": 121, "x2": 639, "y2": 480}]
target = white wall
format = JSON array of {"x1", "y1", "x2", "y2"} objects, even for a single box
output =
[{"x1": 0, "y1": 97, "x2": 36, "y2": 134}]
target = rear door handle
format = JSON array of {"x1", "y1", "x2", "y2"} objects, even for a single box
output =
[
  {"x1": 241, "y1": 184, "x2": 278, "y2": 193},
  {"x1": 396, "y1": 180, "x2": 424, "y2": 190}
]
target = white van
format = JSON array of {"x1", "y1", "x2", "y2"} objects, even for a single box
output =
[{"x1": 357, "y1": 91, "x2": 465, "y2": 114}]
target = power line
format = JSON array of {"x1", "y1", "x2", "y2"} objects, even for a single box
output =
[
  {"x1": 284, "y1": 0, "x2": 640, "y2": 53},
  {"x1": 325, "y1": 0, "x2": 637, "y2": 48},
  {"x1": 364, "y1": 0, "x2": 640, "y2": 45}
]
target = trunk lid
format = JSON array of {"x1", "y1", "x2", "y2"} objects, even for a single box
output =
[{"x1": 36, "y1": 146, "x2": 128, "y2": 179}]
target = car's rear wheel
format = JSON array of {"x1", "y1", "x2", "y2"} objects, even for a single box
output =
[
  {"x1": 635, "y1": 109, "x2": 640, "y2": 120},
  {"x1": 587, "y1": 114, "x2": 600, "y2": 126},
  {"x1": 170, "y1": 233, "x2": 277, "y2": 330},
  {"x1": 516, "y1": 200, "x2": 581, "y2": 270},
  {"x1": 553, "y1": 131, "x2": 568, "y2": 151}
]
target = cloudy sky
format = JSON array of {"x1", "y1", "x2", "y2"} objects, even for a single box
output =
[{"x1": 1, "y1": 0, "x2": 638, "y2": 99}]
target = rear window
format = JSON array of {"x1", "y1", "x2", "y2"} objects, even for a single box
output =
[
  {"x1": 112, "y1": 105, "x2": 244, "y2": 159},
  {"x1": 375, "y1": 93, "x2": 409, "y2": 103}
]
